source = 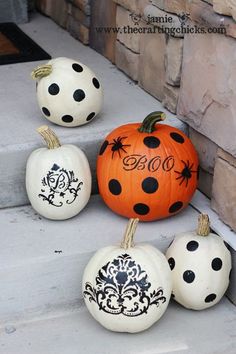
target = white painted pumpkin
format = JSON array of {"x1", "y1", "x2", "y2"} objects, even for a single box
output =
[
  {"x1": 26, "y1": 125, "x2": 91, "y2": 220},
  {"x1": 31, "y1": 57, "x2": 103, "y2": 127},
  {"x1": 83, "y1": 219, "x2": 172, "y2": 333},
  {"x1": 166, "y1": 214, "x2": 232, "y2": 310}
]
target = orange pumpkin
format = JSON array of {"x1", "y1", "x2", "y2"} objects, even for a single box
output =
[{"x1": 97, "y1": 112, "x2": 199, "y2": 221}]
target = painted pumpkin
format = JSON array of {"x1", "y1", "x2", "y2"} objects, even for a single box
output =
[
  {"x1": 31, "y1": 57, "x2": 103, "y2": 127},
  {"x1": 83, "y1": 218, "x2": 172, "y2": 333},
  {"x1": 26, "y1": 125, "x2": 91, "y2": 220},
  {"x1": 166, "y1": 214, "x2": 232, "y2": 310},
  {"x1": 97, "y1": 112, "x2": 199, "y2": 221}
]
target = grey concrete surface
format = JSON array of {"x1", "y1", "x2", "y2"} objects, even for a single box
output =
[
  {"x1": 1, "y1": 299, "x2": 235, "y2": 354},
  {"x1": 0, "y1": 194, "x2": 200, "y2": 323},
  {"x1": 0, "y1": 13, "x2": 187, "y2": 209}
]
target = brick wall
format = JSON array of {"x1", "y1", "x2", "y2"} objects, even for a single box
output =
[{"x1": 36, "y1": 0, "x2": 236, "y2": 234}]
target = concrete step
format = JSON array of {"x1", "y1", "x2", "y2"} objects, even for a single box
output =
[
  {"x1": 0, "y1": 12, "x2": 187, "y2": 209},
  {"x1": 1, "y1": 299, "x2": 236, "y2": 354},
  {"x1": 0, "y1": 194, "x2": 201, "y2": 324}
]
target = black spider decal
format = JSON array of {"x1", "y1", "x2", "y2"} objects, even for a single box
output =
[
  {"x1": 108, "y1": 136, "x2": 131, "y2": 159},
  {"x1": 175, "y1": 160, "x2": 198, "y2": 187}
]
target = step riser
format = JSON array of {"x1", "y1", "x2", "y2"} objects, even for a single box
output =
[{"x1": 0, "y1": 238, "x2": 170, "y2": 324}]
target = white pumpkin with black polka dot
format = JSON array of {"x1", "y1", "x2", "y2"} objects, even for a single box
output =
[
  {"x1": 32, "y1": 57, "x2": 103, "y2": 127},
  {"x1": 166, "y1": 214, "x2": 232, "y2": 310}
]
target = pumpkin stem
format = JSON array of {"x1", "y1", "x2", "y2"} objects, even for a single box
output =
[
  {"x1": 37, "y1": 125, "x2": 61, "y2": 149},
  {"x1": 121, "y1": 218, "x2": 139, "y2": 249},
  {"x1": 31, "y1": 64, "x2": 52, "y2": 80},
  {"x1": 138, "y1": 111, "x2": 166, "y2": 133},
  {"x1": 197, "y1": 214, "x2": 210, "y2": 236}
]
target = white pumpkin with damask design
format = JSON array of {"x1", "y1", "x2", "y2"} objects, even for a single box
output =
[{"x1": 83, "y1": 219, "x2": 172, "y2": 333}]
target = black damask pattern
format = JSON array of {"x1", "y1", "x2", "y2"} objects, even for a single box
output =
[
  {"x1": 38, "y1": 163, "x2": 83, "y2": 207},
  {"x1": 84, "y1": 254, "x2": 166, "y2": 317}
]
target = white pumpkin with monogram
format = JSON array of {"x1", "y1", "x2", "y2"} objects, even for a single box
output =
[{"x1": 26, "y1": 125, "x2": 91, "y2": 220}]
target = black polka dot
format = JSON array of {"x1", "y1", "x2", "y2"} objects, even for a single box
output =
[
  {"x1": 212, "y1": 258, "x2": 223, "y2": 271},
  {"x1": 92, "y1": 77, "x2": 100, "y2": 89},
  {"x1": 48, "y1": 83, "x2": 60, "y2": 95},
  {"x1": 72, "y1": 63, "x2": 83, "y2": 72},
  {"x1": 42, "y1": 107, "x2": 50, "y2": 116},
  {"x1": 133, "y1": 203, "x2": 150, "y2": 215},
  {"x1": 142, "y1": 177, "x2": 159, "y2": 194},
  {"x1": 73, "y1": 89, "x2": 85, "y2": 102},
  {"x1": 99, "y1": 140, "x2": 109, "y2": 155},
  {"x1": 86, "y1": 112, "x2": 96, "y2": 121},
  {"x1": 109, "y1": 179, "x2": 122, "y2": 195},
  {"x1": 168, "y1": 257, "x2": 175, "y2": 270},
  {"x1": 169, "y1": 201, "x2": 183, "y2": 214},
  {"x1": 205, "y1": 293, "x2": 217, "y2": 303},
  {"x1": 171, "y1": 293, "x2": 175, "y2": 298},
  {"x1": 143, "y1": 136, "x2": 160, "y2": 148},
  {"x1": 183, "y1": 270, "x2": 195, "y2": 283},
  {"x1": 187, "y1": 241, "x2": 199, "y2": 252},
  {"x1": 170, "y1": 132, "x2": 185, "y2": 144},
  {"x1": 62, "y1": 115, "x2": 73, "y2": 123}
]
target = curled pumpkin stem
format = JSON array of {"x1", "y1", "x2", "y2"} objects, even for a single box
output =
[
  {"x1": 197, "y1": 214, "x2": 210, "y2": 237},
  {"x1": 37, "y1": 125, "x2": 61, "y2": 149},
  {"x1": 31, "y1": 64, "x2": 52, "y2": 80},
  {"x1": 138, "y1": 111, "x2": 166, "y2": 133},
  {"x1": 121, "y1": 218, "x2": 139, "y2": 249}
]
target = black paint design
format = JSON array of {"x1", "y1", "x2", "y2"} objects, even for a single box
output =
[
  {"x1": 183, "y1": 270, "x2": 195, "y2": 283},
  {"x1": 162, "y1": 156, "x2": 175, "y2": 172},
  {"x1": 123, "y1": 154, "x2": 175, "y2": 172},
  {"x1": 109, "y1": 179, "x2": 122, "y2": 195},
  {"x1": 133, "y1": 203, "x2": 150, "y2": 215},
  {"x1": 42, "y1": 107, "x2": 50, "y2": 117},
  {"x1": 92, "y1": 77, "x2": 100, "y2": 89},
  {"x1": 109, "y1": 137, "x2": 131, "y2": 159},
  {"x1": 143, "y1": 136, "x2": 160, "y2": 149},
  {"x1": 84, "y1": 254, "x2": 166, "y2": 316},
  {"x1": 39, "y1": 164, "x2": 83, "y2": 207},
  {"x1": 197, "y1": 165, "x2": 200, "y2": 180},
  {"x1": 211, "y1": 258, "x2": 223, "y2": 271},
  {"x1": 99, "y1": 140, "x2": 109, "y2": 155},
  {"x1": 205, "y1": 293, "x2": 217, "y2": 303},
  {"x1": 175, "y1": 160, "x2": 198, "y2": 187},
  {"x1": 48, "y1": 83, "x2": 60, "y2": 95},
  {"x1": 169, "y1": 201, "x2": 183, "y2": 213},
  {"x1": 72, "y1": 63, "x2": 83, "y2": 72},
  {"x1": 73, "y1": 89, "x2": 85, "y2": 102},
  {"x1": 87, "y1": 112, "x2": 96, "y2": 121},
  {"x1": 142, "y1": 177, "x2": 159, "y2": 194},
  {"x1": 168, "y1": 257, "x2": 175, "y2": 270},
  {"x1": 186, "y1": 241, "x2": 199, "y2": 252},
  {"x1": 62, "y1": 115, "x2": 74, "y2": 123},
  {"x1": 170, "y1": 132, "x2": 185, "y2": 144}
]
